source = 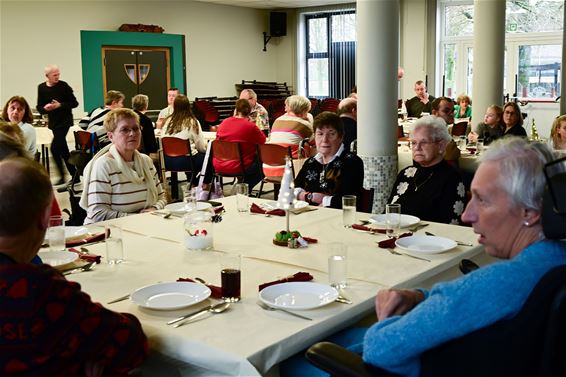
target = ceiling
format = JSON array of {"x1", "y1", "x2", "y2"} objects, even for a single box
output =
[{"x1": 191, "y1": 0, "x2": 352, "y2": 10}]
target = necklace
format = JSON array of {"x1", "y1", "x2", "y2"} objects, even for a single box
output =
[{"x1": 414, "y1": 172, "x2": 434, "y2": 192}]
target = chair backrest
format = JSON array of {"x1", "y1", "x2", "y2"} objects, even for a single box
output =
[
  {"x1": 357, "y1": 188, "x2": 374, "y2": 214},
  {"x1": 74, "y1": 130, "x2": 99, "y2": 153},
  {"x1": 451, "y1": 121, "x2": 468, "y2": 137},
  {"x1": 211, "y1": 140, "x2": 246, "y2": 175},
  {"x1": 319, "y1": 98, "x2": 340, "y2": 113},
  {"x1": 257, "y1": 143, "x2": 292, "y2": 167},
  {"x1": 194, "y1": 100, "x2": 220, "y2": 124},
  {"x1": 397, "y1": 125, "x2": 405, "y2": 139},
  {"x1": 161, "y1": 136, "x2": 191, "y2": 158}
]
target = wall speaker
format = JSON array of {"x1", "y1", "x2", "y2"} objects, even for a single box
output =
[{"x1": 270, "y1": 12, "x2": 287, "y2": 37}]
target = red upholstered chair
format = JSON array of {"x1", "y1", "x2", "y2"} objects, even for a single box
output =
[
  {"x1": 257, "y1": 144, "x2": 293, "y2": 198},
  {"x1": 210, "y1": 140, "x2": 247, "y2": 189},
  {"x1": 319, "y1": 98, "x2": 340, "y2": 113},
  {"x1": 309, "y1": 98, "x2": 320, "y2": 116},
  {"x1": 160, "y1": 137, "x2": 196, "y2": 201},
  {"x1": 194, "y1": 100, "x2": 220, "y2": 131},
  {"x1": 451, "y1": 121, "x2": 468, "y2": 137}
]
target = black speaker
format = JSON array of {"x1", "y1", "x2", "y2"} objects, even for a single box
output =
[{"x1": 270, "y1": 12, "x2": 287, "y2": 37}]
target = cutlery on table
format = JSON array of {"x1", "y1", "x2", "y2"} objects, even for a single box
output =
[
  {"x1": 335, "y1": 292, "x2": 352, "y2": 304},
  {"x1": 167, "y1": 302, "x2": 230, "y2": 327},
  {"x1": 107, "y1": 294, "x2": 131, "y2": 304},
  {"x1": 380, "y1": 245, "x2": 431, "y2": 262},
  {"x1": 257, "y1": 301, "x2": 312, "y2": 321},
  {"x1": 424, "y1": 231, "x2": 473, "y2": 247},
  {"x1": 62, "y1": 262, "x2": 95, "y2": 275},
  {"x1": 409, "y1": 223, "x2": 429, "y2": 232}
]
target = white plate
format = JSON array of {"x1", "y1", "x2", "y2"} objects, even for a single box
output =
[
  {"x1": 265, "y1": 200, "x2": 308, "y2": 209},
  {"x1": 395, "y1": 235, "x2": 457, "y2": 254},
  {"x1": 369, "y1": 214, "x2": 421, "y2": 228},
  {"x1": 130, "y1": 282, "x2": 211, "y2": 310},
  {"x1": 164, "y1": 202, "x2": 213, "y2": 212},
  {"x1": 65, "y1": 226, "x2": 89, "y2": 240},
  {"x1": 259, "y1": 282, "x2": 338, "y2": 310},
  {"x1": 38, "y1": 250, "x2": 78, "y2": 266}
]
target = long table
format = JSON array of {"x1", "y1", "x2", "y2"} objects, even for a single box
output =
[{"x1": 66, "y1": 196, "x2": 484, "y2": 376}]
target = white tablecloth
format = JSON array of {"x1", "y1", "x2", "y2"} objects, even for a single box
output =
[{"x1": 67, "y1": 196, "x2": 483, "y2": 376}]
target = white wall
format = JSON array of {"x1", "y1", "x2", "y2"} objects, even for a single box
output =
[{"x1": 0, "y1": 1, "x2": 295, "y2": 114}]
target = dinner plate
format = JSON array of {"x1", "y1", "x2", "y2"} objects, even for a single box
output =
[
  {"x1": 395, "y1": 235, "x2": 457, "y2": 254},
  {"x1": 264, "y1": 200, "x2": 308, "y2": 210},
  {"x1": 369, "y1": 214, "x2": 420, "y2": 228},
  {"x1": 259, "y1": 282, "x2": 338, "y2": 310},
  {"x1": 38, "y1": 250, "x2": 78, "y2": 266},
  {"x1": 65, "y1": 226, "x2": 89, "y2": 240},
  {"x1": 130, "y1": 282, "x2": 211, "y2": 310},
  {"x1": 164, "y1": 201, "x2": 213, "y2": 212}
]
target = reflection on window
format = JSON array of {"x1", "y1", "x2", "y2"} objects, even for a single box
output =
[
  {"x1": 332, "y1": 13, "x2": 356, "y2": 42},
  {"x1": 309, "y1": 18, "x2": 327, "y2": 53},
  {"x1": 443, "y1": 44, "x2": 457, "y2": 97},
  {"x1": 444, "y1": 4, "x2": 474, "y2": 36},
  {"x1": 518, "y1": 44, "x2": 561, "y2": 99},
  {"x1": 506, "y1": 0, "x2": 564, "y2": 33},
  {"x1": 308, "y1": 58, "x2": 329, "y2": 97},
  {"x1": 466, "y1": 47, "x2": 473, "y2": 95}
]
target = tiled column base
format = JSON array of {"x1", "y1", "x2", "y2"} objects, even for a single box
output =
[{"x1": 360, "y1": 154, "x2": 397, "y2": 214}]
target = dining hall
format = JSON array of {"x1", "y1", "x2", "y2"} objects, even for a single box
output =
[{"x1": 0, "y1": 0, "x2": 566, "y2": 376}]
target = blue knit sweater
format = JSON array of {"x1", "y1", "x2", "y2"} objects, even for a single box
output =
[{"x1": 362, "y1": 240, "x2": 566, "y2": 377}]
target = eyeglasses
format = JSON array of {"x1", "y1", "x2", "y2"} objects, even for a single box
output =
[
  {"x1": 116, "y1": 127, "x2": 141, "y2": 135},
  {"x1": 409, "y1": 140, "x2": 437, "y2": 149}
]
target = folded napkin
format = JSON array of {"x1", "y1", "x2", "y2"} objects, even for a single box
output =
[
  {"x1": 177, "y1": 278, "x2": 222, "y2": 299},
  {"x1": 302, "y1": 236, "x2": 318, "y2": 244},
  {"x1": 250, "y1": 203, "x2": 285, "y2": 216},
  {"x1": 258, "y1": 272, "x2": 314, "y2": 291},
  {"x1": 351, "y1": 224, "x2": 386, "y2": 234},
  {"x1": 66, "y1": 232, "x2": 106, "y2": 248},
  {"x1": 213, "y1": 205, "x2": 225, "y2": 214},
  {"x1": 68, "y1": 248, "x2": 102, "y2": 264},
  {"x1": 377, "y1": 232, "x2": 413, "y2": 249}
]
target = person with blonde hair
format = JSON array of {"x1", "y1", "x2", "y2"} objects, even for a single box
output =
[
  {"x1": 549, "y1": 114, "x2": 566, "y2": 151},
  {"x1": 269, "y1": 95, "x2": 313, "y2": 145},
  {"x1": 79, "y1": 90, "x2": 125, "y2": 145},
  {"x1": 2, "y1": 96, "x2": 36, "y2": 157},
  {"x1": 80, "y1": 108, "x2": 166, "y2": 224},
  {"x1": 468, "y1": 105, "x2": 504, "y2": 145}
]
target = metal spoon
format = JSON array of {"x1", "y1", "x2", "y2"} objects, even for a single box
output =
[
  {"x1": 257, "y1": 301, "x2": 312, "y2": 321},
  {"x1": 62, "y1": 262, "x2": 95, "y2": 275},
  {"x1": 168, "y1": 302, "x2": 230, "y2": 327}
]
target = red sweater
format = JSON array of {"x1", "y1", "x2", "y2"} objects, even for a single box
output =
[
  {"x1": 0, "y1": 255, "x2": 148, "y2": 376},
  {"x1": 214, "y1": 116, "x2": 266, "y2": 174}
]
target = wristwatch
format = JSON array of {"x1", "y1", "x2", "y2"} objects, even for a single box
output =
[{"x1": 306, "y1": 192, "x2": 313, "y2": 204}]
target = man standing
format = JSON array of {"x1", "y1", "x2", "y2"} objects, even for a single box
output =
[
  {"x1": 36, "y1": 64, "x2": 78, "y2": 185},
  {"x1": 405, "y1": 80, "x2": 435, "y2": 118},
  {"x1": 0, "y1": 157, "x2": 148, "y2": 375},
  {"x1": 431, "y1": 96, "x2": 461, "y2": 162},
  {"x1": 239, "y1": 89, "x2": 269, "y2": 133},
  {"x1": 338, "y1": 97, "x2": 357, "y2": 152},
  {"x1": 156, "y1": 87, "x2": 179, "y2": 129}
]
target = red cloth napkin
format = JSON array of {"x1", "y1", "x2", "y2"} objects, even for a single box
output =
[
  {"x1": 68, "y1": 248, "x2": 102, "y2": 264},
  {"x1": 351, "y1": 224, "x2": 386, "y2": 234},
  {"x1": 250, "y1": 203, "x2": 285, "y2": 216},
  {"x1": 177, "y1": 278, "x2": 222, "y2": 299},
  {"x1": 302, "y1": 236, "x2": 318, "y2": 244},
  {"x1": 377, "y1": 232, "x2": 413, "y2": 249},
  {"x1": 258, "y1": 272, "x2": 314, "y2": 291},
  {"x1": 213, "y1": 205, "x2": 225, "y2": 214},
  {"x1": 65, "y1": 232, "x2": 107, "y2": 248}
]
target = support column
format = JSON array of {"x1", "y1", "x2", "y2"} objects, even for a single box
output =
[
  {"x1": 561, "y1": 2, "x2": 566, "y2": 115},
  {"x1": 357, "y1": 0, "x2": 400, "y2": 213},
  {"x1": 471, "y1": 0, "x2": 506, "y2": 124}
]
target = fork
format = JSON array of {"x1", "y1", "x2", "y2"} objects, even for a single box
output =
[
  {"x1": 386, "y1": 248, "x2": 431, "y2": 262},
  {"x1": 257, "y1": 301, "x2": 312, "y2": 320}
]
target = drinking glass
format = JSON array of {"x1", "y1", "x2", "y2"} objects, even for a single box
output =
[
  {"x1": 342, "y1": 195, "x2": 356, "y2": 228},
  {"x1": 477, "y1": 138, "x2": 484, "y2": 155},
  {"x1": 385, "y1": 204, "x2": 401, "y2": 238},
  {"x1": 105, "y1": 225, "x2": 124, "y2": 264},
  {"x1": 328, "y1": 243, "x2": 347, "y2": 288},
  {"x1": 221, "y1": 253, "x2": 241, "y2": 302},
  {"x1": 458, "y1": 136, "x2": 467, "y2": 151},
  {"x1": 183, "y1": 184, "x2": 197, "y2": 211},
  {"x1": 48, "y1": 215, "x2": 65, "y2": 252},
  {"x1": 234, "y1": 183, "x2": 249, "y2": 213}
]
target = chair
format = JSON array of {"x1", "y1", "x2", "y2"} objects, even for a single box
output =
[
  {"x1": 256, "y1": 144, "x2": 293, "y2": 199},
  {"x1": 358, "y1": 188, "x2": 374, "y2": 214},
  {"x1": 451, "y1": 121, "x2": 468, "y2": 137},
  {"x1": 309, "y1": 98, "x2": 320, "y2": 116},
  {"x1": 319, "y1": 97, "x2": 340, "y2": 113},
  {"x1": 210, "y1": 140, "x2": 248, "y2": 196},
  {"x1": 193, "y1": 100, "x2": 220, "y2": 131},
  {"x1": 160, "y1": 137, "x2": 196, "y2": 201}
]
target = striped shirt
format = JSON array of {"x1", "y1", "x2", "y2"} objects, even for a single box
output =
[
  {"x1": 269, "y1": 114, "x2": 313, "y2": 145},
  {"x1": 84, "y1": 153, "x2": 166, "y2": 224}
]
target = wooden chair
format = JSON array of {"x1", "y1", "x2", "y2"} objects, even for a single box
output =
[
  {"x1": 210, "y1": 140, "x2": 247, "y2": 194},
  {"x1": 160, "y1": 137, "x2": 196, "y2": 201},
  {"x1": 257, "y1": 144, "x2": 293, "y2": 199}
]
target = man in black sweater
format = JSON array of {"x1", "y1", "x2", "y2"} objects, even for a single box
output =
[{"x1": 37, "y1": 64, "x2": 78, "y2": 185}]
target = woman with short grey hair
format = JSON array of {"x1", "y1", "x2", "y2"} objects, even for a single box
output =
[{"x1": 388, "y1": 115, "x2": 466, "y2": 224}]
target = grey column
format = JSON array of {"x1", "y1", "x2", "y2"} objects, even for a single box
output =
[
  {"x1": 357, "y1": 0, "x2": 400, "y2": 213},
  {"x1": 561, "y1": 1, "x2": 566, "y2": 115},
  {"x1": 471, "y1": 0, "x2": 506, "y2": 126}
]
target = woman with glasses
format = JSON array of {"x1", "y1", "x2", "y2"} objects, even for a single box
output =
[
  {"x1": 388, "y1": 116, "x2": 466, "y2": 224},
  {"x1": 502, "y1": 101, "x2": 527, "y2": 137},
  {"x1": 80, "y1": 108, "x2": 166, "y2": 224}
]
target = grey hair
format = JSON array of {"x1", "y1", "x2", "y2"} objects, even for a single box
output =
[
  {"x1": 285, "y1": 95, "x2": 311, "y2": 115},
  {"x1": 44, "y1": 64, "x2": 59, "y2": 75},
  {"x1": 132, "y1": 94, "x2": 149, "y2": 111},
  {"x1": 241, "y1": 89, "x2": 257, "y2": 99},
  {"x1": 411, "y1": 115, "x2": 451, "y2": 143},
  {"x1": 479, "y1": 137, "x2": 556, "y2": 211}
]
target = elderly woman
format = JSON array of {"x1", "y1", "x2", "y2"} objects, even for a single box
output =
[
  {"x1": 2, "y1": 96, "x2": 36, "y2": 157},
  {"x1": 294, "y1": 112, "x2": 364, "y2": 209},
  {"x1": 80, "y1": 108, "x2": 166, "y2": 224},
  {"x1": 389, "y1": 116, "x2": 465, "y2": 224},
  {"x1": 502, "y1": 101, "x2": 527, "y2": 137},
  {"x1": 269, "y1": 95, "x2": 313, "y2": 145},
  {"x1": 549, "y1": 114, "x2": 566, "y2": 151},
  {"x1": 454, "y1": 94, "x2": 472, "y2": 119}
]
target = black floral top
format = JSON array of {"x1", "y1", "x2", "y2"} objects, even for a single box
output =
[
  {"x1": 295, "y1": 149, "x2": 364, "y2": 209},
  {"x1": 388, "y1": 160, "x2": 466, "y2": 224}
]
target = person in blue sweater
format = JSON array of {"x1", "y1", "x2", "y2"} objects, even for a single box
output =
[{"x1": 282, "y1": 137, "x2": 566, "y2": 377}]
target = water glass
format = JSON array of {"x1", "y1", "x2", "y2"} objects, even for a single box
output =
[
  {"x1": 342, "y1": 195, "x2": 356, "y2": 228},
  {"x1": 221, "y1": 253, "x2": 241, "y2": 302},
  {"x1": 477, "y1": 138, "x2": 484, "y2": 155},
  {"x1": 183, "y1": 184, "x2": 197, "y2": 211},
  {"x1": 48, "y1": 215, "x2": 65, "y2": 252},
  {"x1": 328, "y1": 243, "x2": 347, "y2": 289},
  {"x1": 105, "y1": 225, "x2": 124, "y2": 264},
  {"x1": 385, "y1": 204, "x2": 401, "y2": 238},
  {"x1": 234, "y1": 183, "x2": 249, "y2": 212},
  {"x1": 458, "y1": 136, "x2": 467, "y2": 151}
]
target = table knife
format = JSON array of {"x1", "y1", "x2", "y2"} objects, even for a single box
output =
[{"x1": 167, "y1": 305, "x2": 212, "y2": 325}]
